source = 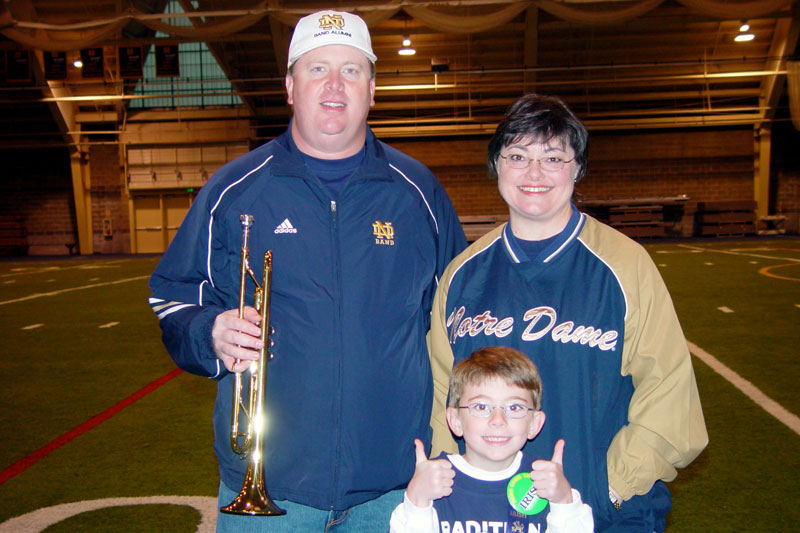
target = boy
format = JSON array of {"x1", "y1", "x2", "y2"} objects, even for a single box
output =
[{"x1": 391, "y1": 347, "x2": 593, "y2": 532}]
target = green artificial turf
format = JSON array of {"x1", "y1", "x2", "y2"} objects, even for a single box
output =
[
  {"x1": 1, "y1": 241, "x2": 798, "y2": 531},
  {"x1": 0, "y1": 257, "x2": 218, "y2": 525},
  {"x1": 648, "y1": 240, "x2": 800, "y2": 529},
  {"x1": 42, "y1": 504, "x2": 201, "y2": 533}
]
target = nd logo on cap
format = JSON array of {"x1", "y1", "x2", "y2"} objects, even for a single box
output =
[
  {"x1": 287, "y1": 10, "x2": 377, "y2": 68},
  {"x1": 318, "y1": 14, "x2": 345, "y2": 30}
]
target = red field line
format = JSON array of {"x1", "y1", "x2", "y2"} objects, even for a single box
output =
[{"x1": 0, "y1": 367, "x2": 184, "y2": 486}]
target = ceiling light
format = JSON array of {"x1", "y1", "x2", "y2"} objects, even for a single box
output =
[
  {"x1": 398, "y1": 35, "x2": 415, "y2": 56},
  {"x1": 735, "y1": 20, "x2": 754, "y2": 42},
  {"x1": 73, "y1": 59, "x2": 83, "y2": 68}
]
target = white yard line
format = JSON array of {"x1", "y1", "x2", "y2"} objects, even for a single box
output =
[
  {"x1": 654, "y1": 249, "x2": 703, "y2": 254},
  {"x1": 678, "y1": 244, "x2": 800, "y2": 263},
  {"x1": 688, "y1": 341, "x2": 800, "y2": 436},
  {"x1": 0, "y1": 496, "x2": 217, "y2": 533},
  {"x1": 0, "y1": 259, "x2": 135, "y2": 278},
  {"x1": 0, "y1": 276, "x2": 149, "y2": 306}
]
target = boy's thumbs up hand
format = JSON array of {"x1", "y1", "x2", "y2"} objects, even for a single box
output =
[
  {"x1": 414, "y1": 438, "x2": 429, "y2": 465},
  {"x1": 406, "y1": 439, "x2": 455, "y2": 508},
  {"x1": 530, "y1": 439, "x2": 573, "y2": 505},
  {"x1": 550, "y1": 438, "x2": 565, "y2": 465}
]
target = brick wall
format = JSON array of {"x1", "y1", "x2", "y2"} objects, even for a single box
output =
[
  {"x1": 579, "y1": 129, "x2": 754, "y2": 207},
  {"x1": 0, "y1": 146, "x2": 77, "y2": 255},
  {"x1": 776, "y1": 169, "x2": 799, "y2": 233},
  {"x1": 0, "y1": 125, "x2": 794, "y2": 258},
  {"x1": 389, "y1": 138, "x2": 506, "y2": 215},
  {"x1": 89, "y1": 145, "x2": 130, "y2": 254},
  {"x1": 0, "y1": 144, "x2": 129, "y2": 256},
  {"x1": 389, "y1": 128, "x2": 757, "y2": 235}
]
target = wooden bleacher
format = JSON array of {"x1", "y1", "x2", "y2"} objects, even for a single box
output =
[
  {"x1": 608, "y1": 204, "x2": 666, "y2": 238},
  {"x1": 578, "y1": 195, "x2": 689, "y2": 239},
  {"x1": 460, "y1": 214, "x2": 507, "y2": 242},
  {"x1": 695, "y1": 201, "x2": 757, "y2": 237}
]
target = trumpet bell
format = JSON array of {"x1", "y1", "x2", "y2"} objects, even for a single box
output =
[{"x1": 219, "y1": 466, "x2": 286, "y2": 516}]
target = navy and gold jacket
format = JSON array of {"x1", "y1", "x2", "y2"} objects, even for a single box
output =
[
  {"x1": 149, "y1": 125, "x2": 466, "y2": 510},
  {"x1": 429, "y1": 207, "x2": 707, "y2": 531}
]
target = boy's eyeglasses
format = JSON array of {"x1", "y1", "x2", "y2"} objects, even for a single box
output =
[
  {"x1": 499, "y1": 153, "x2": 574, "y2": 172},
  {"x1": 458, "y1": 402, "x2": 535, "y2": 419}
]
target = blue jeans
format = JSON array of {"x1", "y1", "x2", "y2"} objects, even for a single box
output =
[{"x1": 215, "y1": 481, "x2": 404, "y2": 532}]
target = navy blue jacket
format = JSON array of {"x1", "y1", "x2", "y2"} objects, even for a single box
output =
[{"x1": 149, "y1": 126, "x2": 466, "y2": 510}]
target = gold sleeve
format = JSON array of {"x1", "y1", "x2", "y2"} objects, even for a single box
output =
[
  {"x1": 427, "y1": 227, "x2": 504, "y2": 457},
  {"x1": 428, "y1": 260, "x2": 458, "y2": 457},
  {"x1": 583, "y1": 219, "x2": 708, "y2": 500}
]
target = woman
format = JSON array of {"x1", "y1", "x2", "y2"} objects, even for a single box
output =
[{"x1": 428, "y1": 94, "x2": 708, "y2": 532}]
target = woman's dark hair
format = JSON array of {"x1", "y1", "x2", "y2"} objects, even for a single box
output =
[{"x1": 487, "y1": 94, "x2": 589, "y2": 182}]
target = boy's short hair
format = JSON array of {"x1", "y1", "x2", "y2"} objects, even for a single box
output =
[{"x1": 448, "y1": 346, "x2": 542, "y2": 410}]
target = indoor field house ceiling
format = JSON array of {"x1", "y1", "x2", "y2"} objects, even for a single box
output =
[{"x1": 0, "y1": 0, "x2": 798, "y2": 150}]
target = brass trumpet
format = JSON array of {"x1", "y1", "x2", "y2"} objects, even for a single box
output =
[{"x1": 220, "y1": 214, "x2": 285, "y2": 516}]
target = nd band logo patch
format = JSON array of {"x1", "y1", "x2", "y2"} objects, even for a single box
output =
[{"x1": 373, "y1": 221, "x2": 395, "y2": 246}]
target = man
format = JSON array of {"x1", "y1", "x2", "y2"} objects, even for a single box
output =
[{"x1": 149, "y1": 10, "x2": 466, "y2": 532}]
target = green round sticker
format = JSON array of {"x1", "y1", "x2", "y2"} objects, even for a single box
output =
[{"x1": 507, "y1": 472, "x2": 548, "y2": 515}]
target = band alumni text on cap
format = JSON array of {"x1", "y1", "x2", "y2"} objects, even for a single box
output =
[{"x1": 287, "y1": 11, "x2": 377, "y2": 68}]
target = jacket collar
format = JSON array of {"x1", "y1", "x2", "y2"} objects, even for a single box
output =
[
  {"x1": 502, "y1": 205, "x2": 585, "y2": 264},
  {"x1": 269, "y1": 122, "x2": 393, "y2": 183}
]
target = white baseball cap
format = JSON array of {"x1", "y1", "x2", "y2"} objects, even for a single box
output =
[{"x1": 287, "y1": 11, "x2": 377, "y2": 68}]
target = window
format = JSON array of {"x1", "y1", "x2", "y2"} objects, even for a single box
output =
[{"x1": 130, "y1": 0, "x2": 242, "y2": 109}]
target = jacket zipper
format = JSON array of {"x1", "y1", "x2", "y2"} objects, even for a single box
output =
[{"x1": 329, "y1": 199, "x2": 342, "y2": 510}]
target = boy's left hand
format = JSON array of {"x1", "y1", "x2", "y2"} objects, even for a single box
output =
[{"x1": 530, "y1": 439, "x2": 573, "y2": 505}]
